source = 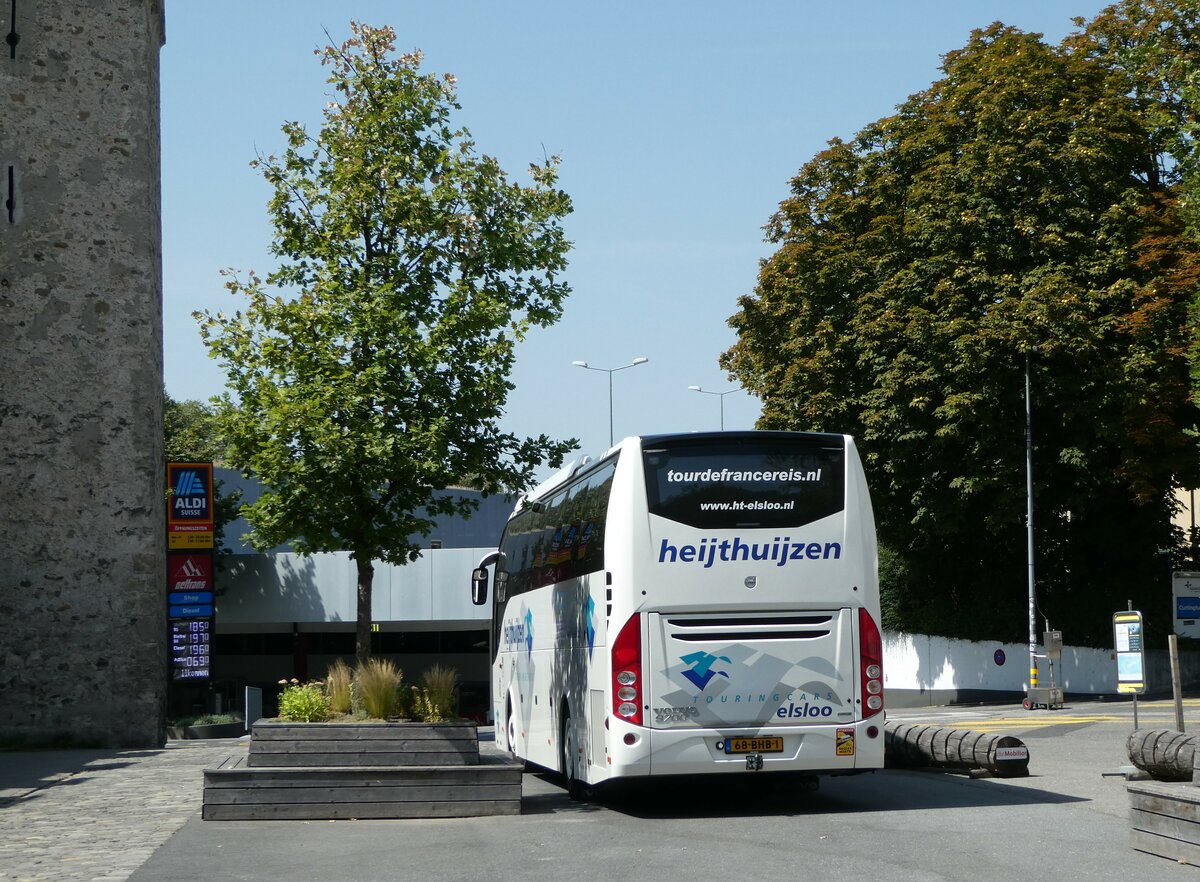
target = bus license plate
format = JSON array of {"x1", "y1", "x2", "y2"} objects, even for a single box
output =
[{"x1": 725, "y1": 737, "x2": 783, "y2": 754}]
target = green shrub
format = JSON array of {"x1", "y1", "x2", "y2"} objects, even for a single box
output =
[
  {"x1": 325, "y1": 658, "x2": 354, "y2": 715},
  {"x1": 412, "y1": 664, "x2": 458, "y2": 722},
  {"x1": 171, "y1": 713, "x2": 241, "y2": 727},
  {"x1": 277, "y1": 678, "x2": 331, "y2": 722},
  {"x1": 355, "y1": 659, "x2": 403, "y2": 719}
]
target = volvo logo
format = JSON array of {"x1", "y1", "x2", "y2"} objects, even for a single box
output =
[{"x1": 744, "y1": 576, "x2": 758, "y2": 590}]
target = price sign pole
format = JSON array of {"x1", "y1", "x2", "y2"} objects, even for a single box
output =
[
  {"x1": 166, "y1": 463, "x2": 216, "y2": 700},
  {"x1": 1113, "y1": 608, "x2": 1146, "y2": 730}
]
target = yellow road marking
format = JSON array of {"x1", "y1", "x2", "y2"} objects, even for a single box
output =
[
  {"x1": 893, "y1": 698, "x2": 1200, "y2": 733},
  {"x1": 936, "y1": 718, "x2": 1124, "y2": 731},
  {"x1": 899, "y1": 714, "x2": 1200, "y2": 732}
]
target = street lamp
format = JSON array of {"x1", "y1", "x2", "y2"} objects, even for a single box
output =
[
  {"x1": 687, "y1": 386, "x2": 739, "y2": 431},
  {"x1": 572, "y1": 357, "x2": 649, "y2": 447},
  {"x1": 1025, "y1": 349, "x2": 1038, "y2": 699}
]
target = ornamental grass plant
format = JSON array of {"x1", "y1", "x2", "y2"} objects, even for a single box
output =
[
  {"x1": 412, "y1": 664, "x2": 459, "y2": 722},
  {"x1": 325, "y1": 658, "x2": 353, "y2": 715},
  {"x1": 355, "y1": 658, "x2": 403, "y2": 720}
]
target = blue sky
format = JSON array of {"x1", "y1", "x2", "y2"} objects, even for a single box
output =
[{"x1": 161, "y1": 0, "x2": 1110, "y2": 472}]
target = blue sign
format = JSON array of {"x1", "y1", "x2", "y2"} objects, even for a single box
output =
[
  {"x1": 170, "y1": 604, "x2": 213, "y2": 618},
  {"x1": 1177, "y1": 597, "x2": 1200, "y2": 618},
  {"x1": 167, "y1": 463, "x2": 213, "y2": 527},
  {"x1": 169, "y1": 592, "x2": 213, "y2": 605}
]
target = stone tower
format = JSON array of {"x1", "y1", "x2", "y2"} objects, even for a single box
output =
[{"x1": 0, "y1": 1, "x2": 167, "y2": 747}]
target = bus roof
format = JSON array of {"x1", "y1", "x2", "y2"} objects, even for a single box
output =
[{"x1": 515, "y1": 430, "x2": 852, "y2": 514}]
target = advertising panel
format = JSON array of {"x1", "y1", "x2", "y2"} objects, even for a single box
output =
[
  {"x1": 1113, "y1": 610, "x2": 1145, "y2": 694},
  {"x1": 1173, "y1": 571, "x2": 1200, "y2": 639},
  {"x1": 167, "y1": 463, "x2": 215, "y2": 681},
  {"x1": 167, "y1": 462, "x2": 214, "y2": 549}
]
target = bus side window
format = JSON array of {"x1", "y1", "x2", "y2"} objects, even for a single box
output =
[{"x1": 580, "y1": 463, "x2": 615, "y2": 574}]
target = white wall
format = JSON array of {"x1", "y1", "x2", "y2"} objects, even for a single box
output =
[
  {"x1": 885, "y1": 630, "x2": 1200, "y2": 707},
  {"x1": 216, "y1": 550, "x2": 490, "y2": 627}
]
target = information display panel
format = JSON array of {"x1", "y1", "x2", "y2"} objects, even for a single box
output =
[
  {"x1": 171, "y1": 619, "x2": 212, "y2": 680},
  {"x1": 1113, "y1": 610, "x2": 1146, "y2": 694}
]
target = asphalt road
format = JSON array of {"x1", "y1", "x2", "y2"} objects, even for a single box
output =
[{"x1": 125, "y1": 697, "x2": 1200, "y2": 882}]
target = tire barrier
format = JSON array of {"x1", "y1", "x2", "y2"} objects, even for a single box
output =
[
  {"x1": 1125, "y1": 729, "x2": 1198, "y2": 782},
  {"x1": 884, "y1": 720, "x2": 1030, "y2": 778}
]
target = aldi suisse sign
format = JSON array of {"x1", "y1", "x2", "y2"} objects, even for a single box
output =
[{"x1": 167, "y1": 462, "x2": 214, "y2": 549}]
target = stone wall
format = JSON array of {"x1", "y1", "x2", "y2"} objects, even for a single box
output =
[{"x1": 0, "y1": 0, "x2": 167, "y2": 747}]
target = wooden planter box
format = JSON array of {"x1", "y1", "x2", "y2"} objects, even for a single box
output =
[
  {"x1": 247, "y1": 720, "x2": 480, "y2": 767},
  {"x1": 1128, "y1": 779, "x2": 1200, "y2": 863},
  {"x1": 203, "y1": 752, "x2": 522, "y2": 820},
  {"x1": 204, "y1": 719, "x2": 522, "y2": 820}
]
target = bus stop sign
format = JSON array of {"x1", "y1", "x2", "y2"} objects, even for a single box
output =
[{"x1": 1113, "y1": 610, "x2": 1146, "y2": 694}]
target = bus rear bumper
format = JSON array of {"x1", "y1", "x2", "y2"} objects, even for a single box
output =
[{"x1": 604, "y1": 718, "x2": 885, "y2": 779}]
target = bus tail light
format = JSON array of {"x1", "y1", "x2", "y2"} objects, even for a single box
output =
[
  {"x1": 612, "y1": 613, "x2": 643, "y2": 727},
  {"x1": 859, "y1": 607, "x2": 884, "y2": 719}
]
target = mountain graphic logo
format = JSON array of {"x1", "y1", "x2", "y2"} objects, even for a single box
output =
[
  {"x1": 176, "y1": 558, "x2": 206, "y2": 578},
  {"x1": 174, "y1": 471, "x2": 204, "y2": 497},
  {"x1": 679, "y1": 651, "x2": 731, "y2": 691}
]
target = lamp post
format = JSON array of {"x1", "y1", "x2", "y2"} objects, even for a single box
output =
[
  {"x1": 687, "y1": 386, "x2": 738, "y2": 431},
  {"x1": 1025, "y1": 349, "x2": 1038, "y2": 696},
  {"x1": 572, "y1": 357, "x2": 649, "y2": 447}
]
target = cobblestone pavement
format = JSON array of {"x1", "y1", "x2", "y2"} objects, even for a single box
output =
[{"x1": 0, "y1": 740, "x2": 246, "y2": 882}]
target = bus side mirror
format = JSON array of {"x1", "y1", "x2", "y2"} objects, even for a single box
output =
[{"x1": 471, "y1": 567, "x2": 489, "y2": 605}]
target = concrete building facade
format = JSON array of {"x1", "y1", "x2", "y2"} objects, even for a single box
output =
[
  {"x1": 0, "y1": 1, "x2": 167, "y2": 747},
  {"x1": 201, "y1": 472, "x2": 509, "y2": 721}
]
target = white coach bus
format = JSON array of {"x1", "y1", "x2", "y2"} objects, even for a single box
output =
[{"x1": 471, "y1": 431, "x2": 884, "y2": 797}]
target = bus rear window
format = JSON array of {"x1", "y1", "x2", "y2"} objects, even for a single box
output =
[{"x1": 643, "y1": 436, "x2": 845, "y2": 529}]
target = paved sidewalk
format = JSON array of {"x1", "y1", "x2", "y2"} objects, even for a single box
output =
[{"x1": 0, "y1": 739, "x2": 247, "y2": 882}]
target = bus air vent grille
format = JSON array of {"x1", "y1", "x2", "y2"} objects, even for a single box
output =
[{"x1": 665, "y1": 615, "x2": 833, "y2": 642}]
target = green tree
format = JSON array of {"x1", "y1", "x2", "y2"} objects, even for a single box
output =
[
  {"x1": 1066, "y1": 0, "x2": 1199, "y2": 227},
  {"x1": 1065, "y1": 0, "x2": 1200, "y2": 427},
  {"x1": 196, "y1": 23, "x2": 574, "y2": 665},
  {"x1": 163, "y1": 389, "x2": 225, "y2": 463},
  {"x1": 163, "y1": 388, "x2": 241, "y2": 555},
  {"x1": 723, "y1": 23, "x2": 1200, "y2": 645}
]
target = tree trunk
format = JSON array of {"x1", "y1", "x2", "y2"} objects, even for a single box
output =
[
  {"x1": 884, "y1": 721, "x2": 1029, "y2": 778},
  {"x1": 1126, "y1": 729, "x2": 1197, "y2": 782},
  {"x1": 356, "y1": 556, "x2": 374, "y2": 668}
]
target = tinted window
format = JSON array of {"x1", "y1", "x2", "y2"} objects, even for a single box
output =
[
  {"x1": 643, "y1": 436, "x2": 845, "y2": 529},
  {"x1": 497, "y1": 459, "x2": 617, "y2": 596}
]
